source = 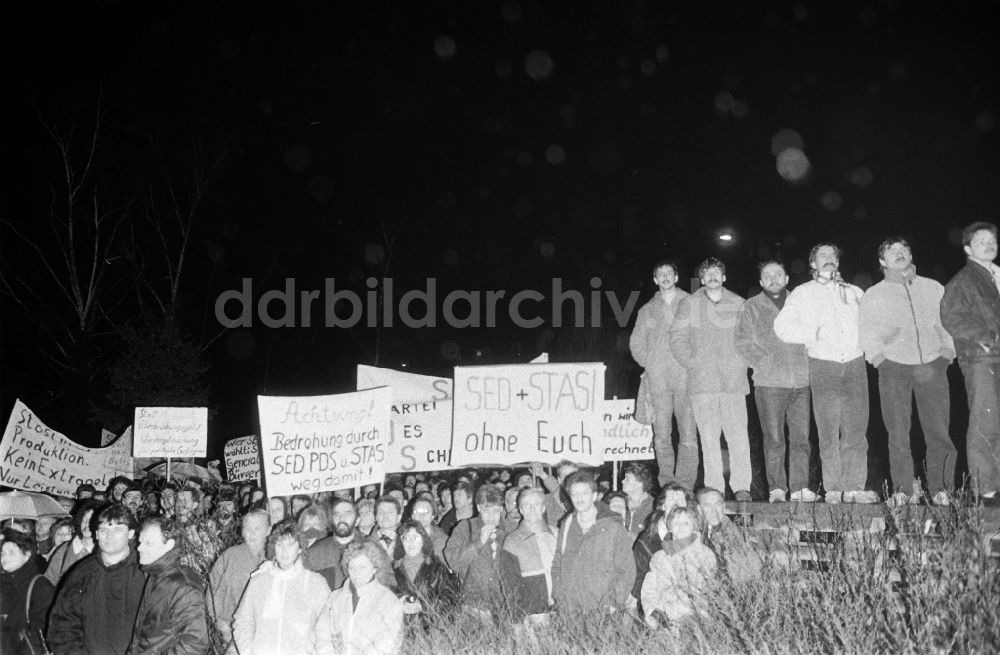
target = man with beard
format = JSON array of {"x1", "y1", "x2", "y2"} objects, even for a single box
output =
[
  {"x1": 122, "y1": 484, "x2": 146, "y2": 521},
  {"x1": 48, "y1": 504, "x2": 146, "y2": 655},
  {"x1": 206, "y1": 509, "x2": 270, "y2": 647},
  {"x1": 735, "y1": 261, "x2": 813, "y2": 503},
  {"x1": 307, "y1": 498, "x2": 366, "y2": 589},
  {"x1": 775, "y1": 243, "x2": 877, "y2": 504}
]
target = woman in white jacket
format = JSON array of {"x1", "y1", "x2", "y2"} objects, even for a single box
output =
[
  {"x1": 316, "y1": 540, "x2": 404, "y2": 655},
  {"x1": 232, "y1": 519, "x2": 330, "y2": 655},
  {"x1": 640, "y1": 506, "x2": 718, "y2": 629}
]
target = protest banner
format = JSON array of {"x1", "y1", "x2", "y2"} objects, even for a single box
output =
[
  {"x1": 224, "y1": 435, "x2": 261, "y2": 482},
  {"x1": 133, "y1": 407, "x2": 208, "y2": 458},
  {"x1": 450, "y1": 362, "x2": 606, "y2": 468},
  {"x1": 257, "y1": 387, "x2": 391, "y2": 496},
  {"x1": 1, "y1": 400, "x2": 135, "y2": 497},
  {"x1": 101, "y1": 428, "x2": 116, "y2": 446},
  {"x1": 600, "y1": 399, "x2": 654, "y2": 461},
  {"x1": 357, "y1": 365, "x2": 454, "y2": 473}
]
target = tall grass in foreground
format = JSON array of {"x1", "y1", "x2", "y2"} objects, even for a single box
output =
[{"x1": 405, "y1": 508, "x2": 999, "y2": 654}]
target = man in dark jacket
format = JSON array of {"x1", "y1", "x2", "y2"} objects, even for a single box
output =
[
  {"x1": 48, "y1": 503, "x2": 147, "y2": 655},
  {"x1": 444, "y1": 484, "x2": 512, "y2": 612},
  {"x1": 941, "y1": 221, "x2": 1000, "y2": 506},
  {"x1": 307, "y1": 497, "x2": 365, "y2": 589},
  {"x1": 130, "y1": 516, "x2": 208, "y2": 655},
  {"x1": 551, "y1": 471, "x2": 636, "y2": 613},
  {"x1": 735, "y1": 261, "x2": 814, "y2": 503}
]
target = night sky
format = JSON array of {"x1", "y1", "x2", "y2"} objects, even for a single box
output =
[{"x1": 2, "y1": 0, "x2": 998, "y2": 457}]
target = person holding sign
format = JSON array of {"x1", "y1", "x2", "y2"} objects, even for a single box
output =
[
  {"x1": 669, "y1": 258, "x2": 753, "y2": 502},
  {"x1": 550, "y1": 471, "x2": 636, "y2": 614},
  {"x1": 629, "y1": 260, "x2": 699, "y2": 490}
]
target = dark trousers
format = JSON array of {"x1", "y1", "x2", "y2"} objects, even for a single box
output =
[
  {"x1": 809, "y1": 356, "x2": 869, "y2": 493},
  {"x1": 755, "y1": 386, "x2": 811, "y2": 493},
  {"x1": 877, "y1": 358, "x2": 955, "y2": 495},
  {"x1": 960, "y1": 360, "x2": 1000, "y2": 496}
]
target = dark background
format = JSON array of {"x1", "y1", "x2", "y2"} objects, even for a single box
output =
[{"x1": 1, "y1": 0, "x2": 997, "y2": 488}]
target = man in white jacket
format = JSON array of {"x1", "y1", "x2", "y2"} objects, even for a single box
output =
[{"x1": 774, "y1": 243, "x2": 877, "y2": 504}]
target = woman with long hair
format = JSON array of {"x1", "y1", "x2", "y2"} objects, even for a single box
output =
[{"x1": 392, "y1": 521, "x2": 459, "y2": 625}]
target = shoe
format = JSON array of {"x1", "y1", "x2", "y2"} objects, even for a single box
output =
[
  {"x1": 790, "y1": 488, "x2": 819, "y2": 503},
  {"x1": 825, "y1": 491, "x2": 842, "y2": 504},
  {"x1": 735, "y1": 490, "x2": 753, "y2": 502},
  {"x1": 769, "y1": 489, "x2": 787, "y2": 503},
  {"x1": 849, "y1": 490, "x2": 879, "y2": 504},
  {"x1": 932, "y1": 491, "x2": 951, "y2": 506},
  {"x1": 887, "y1": 492, "x2": 909, "y2": 507}
]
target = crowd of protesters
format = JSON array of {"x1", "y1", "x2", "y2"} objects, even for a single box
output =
[
  {"x1": 3, "y1": 222, "x2": 1000, "y2": 653},
  {"x1": 1, "y1": 460, "x2": 771, "y2": 654}
]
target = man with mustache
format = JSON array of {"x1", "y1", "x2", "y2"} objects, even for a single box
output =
[
  {"x1": 669, "y1": 257, "x2": 752, "y2": 501},
  {"x1": 307, "y1": 498, "x2": 366, "y2": 589},
  {"x1": 941, "y1": 222, "x2": 1000, "y2": 507},
  {"x1": 860, "y1": 237, "x2": 957, "y2": 506},
  {"x1": 774, "y1": 243, "x2": 878, "y2": 504}
]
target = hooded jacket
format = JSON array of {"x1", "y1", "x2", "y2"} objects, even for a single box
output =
[
  {"x1": 941, "y1": 260, "x2": 1000, "y2": 363},
  {"x1": 551, "y1": 503, "x2": 636, "y2": 611},
  {"x1": 860, "y1": 267, "x2": 955, "y2": 366},
  {"x1": 128, "y1": 547, "x2": 208, "y2": 655},
  {"x1": 47, "y1": 550, "x2": 146, "y2": 655}
]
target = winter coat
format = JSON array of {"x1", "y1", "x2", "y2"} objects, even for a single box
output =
[
  {"x1": 392, "y1": 555, "x2": 460, "y2": 618},
  {"x1": 443, "y1": 516, "x2": 512, "y2": 609},
  {"x1": 500, "y1": 523, "x2": 558, "y2": 616},
  {"x1": 43, "y1": 538, "x2": 92, "y2": 587},
  {"x1": 47, "y1": 550, "x2": 146, "y2": 655},
  {"x1": 669, "y1": 286, "x2": 749, "y2": 395},
  {"x1": 205, "y1": 542, "x2": 265, "y2": 638},
  {"x1": 631, "y1": 518, "x2": 666, "y2": 601},
  {"x1": 128, "y1": 548, "x2": 209, "y2": 655},
  {"x1": 0, "y1": 557, "x2": 54, "y2": 655},
  {"x1": 941, "y1": 260, "x2": 1000, "y2": 363},
  {"x1": 774, "y1": 278, "x2": 865, "y2": 363},
  {"x1": 735, "y1": 291, "x2": 810, "y2": 388},
  {"x1": 860, "y1": 267, "x2": 955, "y2": 366},
  {"x1": 625, "y1": 494, "x2": 655, "y2": 537},
  {"x1": 551, "y1": 505, "x2": 636, "y2": 611},
  {"x1": 630, "y1": 289, "x2": 691, "y2": 391},
  {"x1": 315, "y1": 580, "x2": 404, "y2": 655},
  {"x1": 640, "y1": 536, "x2": 717, "y2": 625},
  {"x1": 232, "y1": 559, "x2": 330, "y2": 655}
]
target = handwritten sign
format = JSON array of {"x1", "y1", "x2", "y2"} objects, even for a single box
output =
[
  {"x1": 224, "y1": 435, "x2": 261, "y2": 482},
  {"x1": 451, "y1": 363, "x2": 606, "y2": 468},
  {"x1": 257, "y1": 388, "x2": 391, "y2": 496},
  {"x1": 600, "y1": 400, "x2": 654, "y2": 461},
  {"x1": 357, "y1": 365, "x2": 454, "y2": 473},
  {"x1": 101, "y1": 428, "x2": 116, "y2": 447},
  {"x1": 1, "y1": 400, "x2": 135, "y2": 497},
  {"x1": 133, "y1": 407, "x2": 208, "y2": 458}
]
